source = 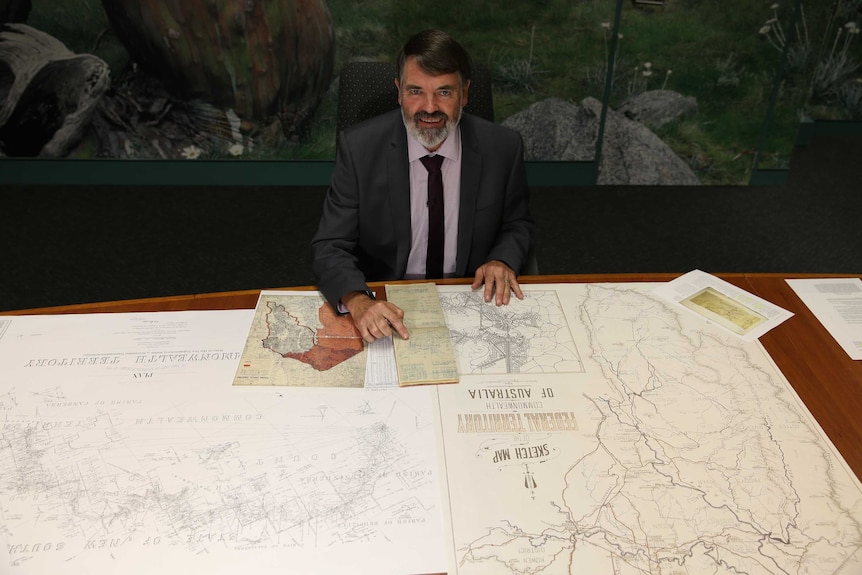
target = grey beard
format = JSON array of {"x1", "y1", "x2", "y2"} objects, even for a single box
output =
[{"x1": 403, "y1": 106, "x2": 462, "y2": 150}]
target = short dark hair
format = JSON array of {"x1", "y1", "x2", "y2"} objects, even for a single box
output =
[{"x1": 396, "y1": 29, "x2": 472, "y2": 86}]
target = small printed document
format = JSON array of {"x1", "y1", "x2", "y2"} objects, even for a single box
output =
[
  {"x1": 653, "y1": 270, "x2": 793, "y2": 341},
  {"x1": 787, "y1": 277, "x2": 862, "y2": 360},
  {"x1": 385, "y1": 283, "x2": 459, "y2": 386}
]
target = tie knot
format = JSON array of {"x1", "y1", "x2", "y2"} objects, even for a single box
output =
[{"x1": 420, "y1": 154, "x2": 444, "y2": 173}]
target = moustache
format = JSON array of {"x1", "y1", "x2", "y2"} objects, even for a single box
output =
[{"x1": 414, "y1": 111, "x2": 448, "y2": 123}]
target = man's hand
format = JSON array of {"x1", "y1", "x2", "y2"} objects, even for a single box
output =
[
  {"x1": 342, "y1": 291, "x2": 410, "y2": 343},
  {"x1": 471, "y1": 260, "x2": 524, "y2": 306}
]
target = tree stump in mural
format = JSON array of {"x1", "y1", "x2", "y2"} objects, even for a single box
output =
[
  {"x1": 0, "y1": 24, "x2": 110, "y2": 157},
  {"x1": 0, "y1": 0, "x2": 30, "y2": 24},
  {"x1": 100, "y1": 0, "x2": 335, "y2": 138}
]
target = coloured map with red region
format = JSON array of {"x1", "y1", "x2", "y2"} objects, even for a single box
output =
[
  {"x1": 233, "y1": 292, "x2": 366, "y2": 387},
  {"x1": 262, "y1": 300, "x2": 363, "y2": 370}
]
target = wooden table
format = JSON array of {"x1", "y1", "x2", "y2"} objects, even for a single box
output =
[{"x1": 4, "y1": 273, "x2": 861, "y2": 480}]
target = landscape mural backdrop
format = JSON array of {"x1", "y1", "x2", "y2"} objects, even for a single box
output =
[{"x1": 0, "y1": 0, "x2": 859, "y2": 185}]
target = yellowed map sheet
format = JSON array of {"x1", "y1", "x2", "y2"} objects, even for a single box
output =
[{"x1": 385, "y1": 283, "x2": 459, "y2": 386}]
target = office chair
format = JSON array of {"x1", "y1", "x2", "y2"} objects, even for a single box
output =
[{"x1": 335, "y1": 60, "x2": 538, "y2": 276}]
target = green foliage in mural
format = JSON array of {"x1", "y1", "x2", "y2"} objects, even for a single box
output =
[{"x1": 13, "y1": 0, "x2": 862, "y2": 182}]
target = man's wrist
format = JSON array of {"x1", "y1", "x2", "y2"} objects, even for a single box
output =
[{"x1": 340, "y1": 290, "x2": 375, "y2": 314}]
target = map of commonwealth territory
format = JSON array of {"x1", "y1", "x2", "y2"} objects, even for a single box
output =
[
  {"x1": 0, "y1": 309, "x2": 446, "y2": 575},
  {"x1": 434, "y1": 283, "x2": 862, "y2": 575}
]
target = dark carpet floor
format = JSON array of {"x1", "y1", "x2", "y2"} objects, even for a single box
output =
[{"x1": 2, "y1": 131, "x2": 860, "y2": 312}]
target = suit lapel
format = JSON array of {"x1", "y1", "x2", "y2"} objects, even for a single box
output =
[
  {"x1": 457, "y1": 116, "x2": 481, "y2": 276},
  {"x1": 387, "y1": 117, "x2": 412, "y2": 278}
]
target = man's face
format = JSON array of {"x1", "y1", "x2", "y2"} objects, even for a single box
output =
[{"x1": 396, "y1": 56, "x2": 470, "y2": 151}]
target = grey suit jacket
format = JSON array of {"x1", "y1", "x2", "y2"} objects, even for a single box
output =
[{"x1": 311, "y1": 110, "x2": 533, "y2": 307}]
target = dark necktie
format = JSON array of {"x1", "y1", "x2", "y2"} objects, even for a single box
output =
[{"x1": 420, "y1": 154, "x2": 445, "y2": 279}]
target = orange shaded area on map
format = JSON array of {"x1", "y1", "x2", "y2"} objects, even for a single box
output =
[{"x1": 276, "y1": 302, "x2": 364, "y2": 371}]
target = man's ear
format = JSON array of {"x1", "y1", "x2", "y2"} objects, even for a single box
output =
[{"x1": 394, "y1": 78, "x2": 402, "y2": 106}]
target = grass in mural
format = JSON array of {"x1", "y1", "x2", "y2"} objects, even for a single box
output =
[
  {"x1": 20, "y1": 0, "x2": 862, "y2": 183},
  {"x1": 320, "y1": 0, "x2": 801, "y2": 183},
  {"x1": 759, "y1": 0, "x2": 862, "y2": 120}
]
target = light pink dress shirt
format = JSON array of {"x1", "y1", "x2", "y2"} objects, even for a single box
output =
[{"x1": 405, "y1": 127, "x2": 462, "y2": 279}]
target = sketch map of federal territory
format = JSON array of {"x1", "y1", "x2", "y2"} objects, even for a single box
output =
[
  {"x1": 233, "y1": 291, "x2": 366, "y2": 388},
  {"x1": 434, "y1": 283, "x2": 862, "y2": 575},
  {"x1": 0, "y1": 309, "x2": 446, "y2": 575}
]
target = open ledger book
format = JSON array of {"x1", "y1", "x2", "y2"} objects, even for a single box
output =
[{"x1": 385, "y1": 283, "x2": 459, "y2": 386}]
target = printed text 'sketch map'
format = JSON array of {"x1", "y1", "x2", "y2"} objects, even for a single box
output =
[
  {"x1": 437, "y1": 287, "x2": 584, "y2": 375},
  {"x1": 434, "y1": 283, "x2": 862, "y2": 575},
  {"x1": 233, "y1": 291, "x2": 366, "y2": 388}
]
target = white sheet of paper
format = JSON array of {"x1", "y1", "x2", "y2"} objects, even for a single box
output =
[
  {"x1": 653, "y1": 270, "x2": 793, "y2": 341},
  {"x1": 364, "y1": 335, "x2": 400, "y2": 389},
  {"x1": 786, "y1": 277, "x2": 862, "y2": 360}
]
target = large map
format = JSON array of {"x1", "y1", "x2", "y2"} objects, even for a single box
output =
[
  {"x1": 0, "y1": 310, "x2": 446, "y2": 575},
  {"x1": 434, "y1": 283, "x2": 862, "y2": 574},
  {"x1": 2, "y1": 283, "x2": 861, "y2": 575}
]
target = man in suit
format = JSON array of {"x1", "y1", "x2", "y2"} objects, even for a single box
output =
[{"x1": 311, "y1": 29, "x2": 533, "y2": 342}]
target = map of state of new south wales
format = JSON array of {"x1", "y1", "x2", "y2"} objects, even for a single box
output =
[
  {"x1": 233, "y1": 291, "x2": 366, "y2": 387},
  {"x1": 0, "y1": 309, "x2": 447, "y2": 575}
]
